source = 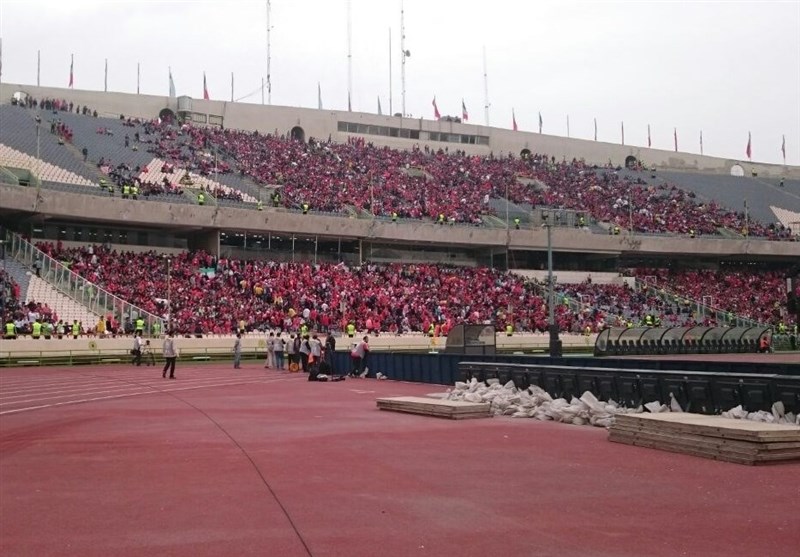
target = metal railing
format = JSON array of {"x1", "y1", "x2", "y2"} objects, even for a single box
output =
[
  {"x1": 635, "y1": 277, "x2": 763, "y2": 328},
  {"x1": 6, "y1": 232, "x2": 166, "y2": 335}
]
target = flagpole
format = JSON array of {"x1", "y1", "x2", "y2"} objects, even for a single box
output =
[
  {"x1": 104, "y1": 58, "x2": 108, "y2": 92},
  {"x1": 231, "y1": 72, "x2": 234, "y2": 102},
  {"x1": 388, "y1": 27, "x2": 393, "y2": 116},
  {"x1": 594, "y1": 118, "x2": 597, "y2": 141},
  {"x1": 37, "y1": 50, "x2": 41, "y2": 87},
  {"x1": 621, "y1": 121, "x2": 624, "y2": 146},
  {"x1": 400, "y1": 0, "x2": 408, "y2": 117},
  {"x1": 566, "y1": 115, "x2": 570, "y2": 138},
  {"x1": 266, "y1": 0, "x2": 272, "y2": 105},
  {"x1": 483, "y1": 46, "x2": 490, "y2": 126},
  {"x1": 137, "y1": 62, "x2": 140, "y2": 94},
  {"x1": 347, "y1": 0, "x2": 352, "y2": 112},
  {"x1": 700, "y1": 131, "x2": 704, "y2": 155}
]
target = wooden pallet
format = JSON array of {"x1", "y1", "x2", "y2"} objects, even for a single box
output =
[
  {"x1": 376, "y1": 396, "x2": 491, "y2": 420},
  {"x1": 610, "y1": 413, "x2": 800, "y2": 465}
]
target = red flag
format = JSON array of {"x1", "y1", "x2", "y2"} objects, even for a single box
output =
[
  {"x1": 68, "y1": 54, "x2": 74, "y2": 88},
  {"x1": 674, "y1": 128, "x2": 678, "y2": 152},
  {"x1": 203, "y1": 72, "x2": 210, "y2": 100},
  {"x1": 461, "y1": 99, "x2": 468, "y2": 121},
  {"x1": 512, "y1": 109, "x2": 518, "y2": 131},
  {"x1": 432, "y1": 97, "x2": 441, "y2": 120},
  {"x1": 746, "y1": 132, "x2": 752, "y2": 160}
]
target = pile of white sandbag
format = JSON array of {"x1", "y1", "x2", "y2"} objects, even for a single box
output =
[
  {"x1": 721, "y1": 401, "x2": 798, "y2": 425},
  {"x1": 444, "y1": 378, "x2": 800, "y2": 428},
  {"x1": 445, "y1": 378, "x2": 641, "y2": 428}
]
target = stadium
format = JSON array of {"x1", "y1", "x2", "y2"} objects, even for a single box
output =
[{"x1": 1, "y1": 5, "x2": 800, "y2": 554}]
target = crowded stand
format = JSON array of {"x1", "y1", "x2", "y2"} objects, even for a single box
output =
[
  {"x1": 4, "y1": 100, "x2": 793, "y2": 238},
  {"x1": 635, "y1": 268, "x2": 795, "y2": 327},
  {"x1": 30, "y1": 243, "x2": 795, "y2": 338},
  {"x1": 0, "y1": 270, "x2": 65, "y2": 338}
]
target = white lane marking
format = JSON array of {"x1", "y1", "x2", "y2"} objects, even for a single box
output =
[
  {"x1": 0, "y1": 372, "x2": 278, "y2": 396},
  {"x1": 0, "y1": 378, "x2": 279, "y2": 416},
  {"x1": 0, "y1": 376, "x2": 284, "y2": 407}
]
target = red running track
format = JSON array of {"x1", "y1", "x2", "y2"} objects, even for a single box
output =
[{"x1": 1, "y1": 363, "x2": 799, "y2": 557}]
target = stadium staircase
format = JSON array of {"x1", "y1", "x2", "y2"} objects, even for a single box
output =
[
  {"x1": 3, "y1": 232, "x2": 164, "y2": 334},
  {"x1": 635, "y1": 277, "x2": 762, "y2": 327},
  {"x1": 3, "y1": 256, "x2": 101, "y2": 327}
]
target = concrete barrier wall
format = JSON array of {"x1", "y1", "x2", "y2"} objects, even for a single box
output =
[{"x1": 0, "y1": 332, "x2": 596, "y2": 359}]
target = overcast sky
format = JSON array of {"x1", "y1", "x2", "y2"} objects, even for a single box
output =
[{"x1": 1, "y1": 0, "x2": 798, "y2": 165}]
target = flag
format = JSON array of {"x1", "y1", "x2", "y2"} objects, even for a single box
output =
[
  {"x1": 782, "y1": 135, "x2": 786, "y2": 163},
  {"x1": 594, "y1": 118, "x2": 597, "y2": 141},
  {"x1": 377, "y1": 96, "x2": 382, "y2": 115},
  {"x1": 538, "y1": 112, "x2": 543, "y2": 133},
  {"x1": 746, "y1": 132, "x2": 752, "y2": 160},
  {"x1": 69, "y1": 54, "x2": 74, "y2": 88},
  {"x1": 512, "y1": 109, "x2": 518, "y2": 131},
  {"x1": 432, "y1": 96, "x2": 441, "y2": 120},
  {"x1": 461, "y1": 99, "x2": 468, "y2": 121},
  {"x1": 647, "y1": 124, "x2": 651, "y2": 148},
  {"x1": 621, "y1": 121, "x2": 625, "y2": 145},
  {"x1": 168, "y1": 67, "x2": 176, "y2": 98},
  {"x1": 317, "y1": 82, "x2": 323, "y2": 110},
  {"x1": 203, "y1": 72, "x2": 209, "y2": 100},
  {"x1": 674, "y1": 128, "x2": 678, "y2": 152}
]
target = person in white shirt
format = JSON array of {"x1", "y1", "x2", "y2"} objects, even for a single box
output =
[
  {"x1": 162, "y1": 331, "x2": 177, "y2": 378},
  {"x1": 132, "y1": 333, "x2": 143, "y2": 366}
]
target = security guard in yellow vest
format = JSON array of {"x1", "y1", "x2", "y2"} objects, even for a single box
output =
[
  {"x1": 152, "y1": 320, "x2": 161, "y2": 337},
  {"x1": 32, "y1": 320, "x2": 42, "y2": 339},
  {"x1": 135, "y1": 317, "x2": 145, "y2": 335},
  {"x1": 346, "y1": 322, "x2": 356, "y2": 338},
  {"x1": 302, "y1": 202, "x2": 309, "y2": 214},
  {"x1": 689, "y1": 229, "x2": 695, "y2": 238},
  {"x1": 514, "y1": 218, "x2": 520, "y2": 230},
  {"x1": 438, "y1": 214, "x2": 445, "y2": 225},
  {"x1": 300, "y1": 323, "x2": 309, "y2": 337},
  {"x1": 5, "y1": 320, "x2": 16, "y2": 339},
  {"x1": 392, "y1": 212, "x2": 398, "y2": 223},
  {"x1": 71, "y1": 320, "x2": 80, "y2": 339},
  {"x1": 198, "y1": 193, "x2": 205, "y2": 206},
  {"x1": 131, "y1": 184, "x2": 139, "y2": 199},
  {"x1": 613, "y1": 225, "x2": 620, "y2": 235},
  {"x1": 777, "y1": 322, "x2": 786, "y2": 334},
  {"x1": 122, "y1": 184, "x2": 130, "y2": 198},
  {"x1": 99, "y1": 177, "x2": 108, "y2": 190},
  {"x1": 257, "y1": 200, "x2": 263, "y2": 211},
  {"x1": 428, "y1": 323, "x2": 435, "y2": 337},
  {"x1": 272, "y1": 192, "x2": 281, "y2": 207},
  {"x1": 505, "y1": 323, "x2": 513, "y2": 337}
]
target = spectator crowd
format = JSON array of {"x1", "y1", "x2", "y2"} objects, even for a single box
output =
[{"x1": 30, "y1": 243, "x2": 796, "y2": 338}]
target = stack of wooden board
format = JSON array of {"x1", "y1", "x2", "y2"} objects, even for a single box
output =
[
  {"x1": 376, "y1": 396, "x2": 491, "y2": 419},
  {"x1": 610, "y1": 413, "x2": 800, "y2": 465}
]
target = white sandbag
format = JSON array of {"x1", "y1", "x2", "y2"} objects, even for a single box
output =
[
  {"x1": 772, "y1": 401, "x2": 786, "y2": 420},
  {"x1": 669, "y1": 393, "x2": 684, "y2": 412},
  {"x1": 644, "y1": 401, "x2": 668, "y2": 413},
  {"x1": 463, "y1": 392, "x2": 483, "y2": 403}
]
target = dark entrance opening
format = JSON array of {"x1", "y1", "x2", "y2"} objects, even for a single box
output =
[
  {"x1": 290, "y1": 126, "x2": 306, "y2": 142},
  {"x1": 624, "y1": 155, "x2": 638, "y2": 169},
  {"x1": 159, "y1": 108, "x2": 177, "y2": 124}
]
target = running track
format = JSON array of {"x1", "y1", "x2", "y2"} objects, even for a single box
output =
[{"x1": 1, "y1": 363, "x2": 799, "y2": 557}]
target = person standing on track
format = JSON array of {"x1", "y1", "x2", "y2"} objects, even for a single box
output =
[
  {"x1": 233, "y1": 333, "x2": 242, "y2": 369},
  {"x1": 162, "y1": 331, "x2": 177, "y2": 378},
  {"x1": 132, "y1": 333, "x2": 143, "y2": 366}
]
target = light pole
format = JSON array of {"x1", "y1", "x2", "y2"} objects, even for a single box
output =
[
  {"x1": 166, "y1": 257, "x2": 171, "y2": 333},
  {"x1": 543, "y1": 215, "x2": 561, "y2": 357}
]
